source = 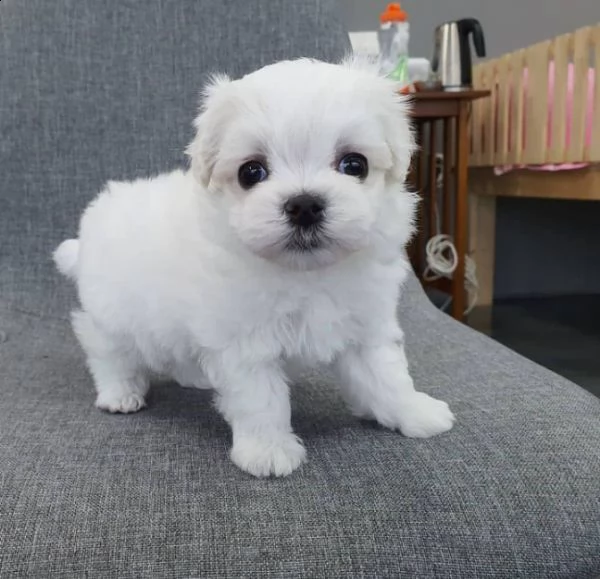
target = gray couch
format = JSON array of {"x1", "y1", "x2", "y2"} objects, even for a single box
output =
[{"x1": 1, "y1": 1, "x2": 599, "y2": 577}]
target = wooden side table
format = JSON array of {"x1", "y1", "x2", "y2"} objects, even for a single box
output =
[{"x1": 407, "y1": 90, "x2": 490, "y2": 321}]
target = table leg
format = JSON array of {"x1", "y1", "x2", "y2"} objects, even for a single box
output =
[
  {"x1": 407, "y1": 120, "x2": 428, "y2": 275},
  {"x1": 428, "y1": 120, "x2": 438, "y2": 237},
  {"x1": 443, "y1": 117, "x2": 453, "y2": 236},
  {"x1": 452, "y1": 102, "x2": 469, "y2": 321}
]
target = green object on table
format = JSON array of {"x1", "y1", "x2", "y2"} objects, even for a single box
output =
[{"x1": 388, "y1": 53, "x2": 409, "y2": 84}]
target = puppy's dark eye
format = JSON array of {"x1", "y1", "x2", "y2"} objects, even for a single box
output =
[
  {"x1": 337, "y1": 153, "x2": 368, "y2": 180},
  {"x1": 238, "y1": 161, "x2": 268, "y2": 189}
]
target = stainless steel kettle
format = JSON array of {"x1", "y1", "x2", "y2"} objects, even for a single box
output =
[{"x1": 432, "y1": 18, "x2": 486, "y2": 91}]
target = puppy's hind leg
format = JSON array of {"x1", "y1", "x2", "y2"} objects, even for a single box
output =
[{"x1": 72, "y1": 311, "x2": 149, "y2": 413}]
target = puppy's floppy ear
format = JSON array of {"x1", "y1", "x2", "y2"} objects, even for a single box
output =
[
  {"x1": 186, "y1": 74, "x2": 232, "y2": 187},
  {"x1": 340, "y1": 55, "x2": 415, "y2": 182},
  {"x1": 380, "y1": 86, "x2": 416, "y2": 182}
]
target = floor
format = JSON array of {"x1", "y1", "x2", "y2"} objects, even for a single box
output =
[{"x1": 487, "y1": 295, "x2": 600, "y2": 398}]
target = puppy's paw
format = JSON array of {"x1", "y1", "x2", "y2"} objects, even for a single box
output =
[
  {"x1": 385, "y1": 392, "x2": 455, "y2": 438},
  {"x1": 95, "y1": 392, "x2": 146, "y2": 414},
  {"x1": 230, "y1": 433, "x2": 306, "y2": 478}
]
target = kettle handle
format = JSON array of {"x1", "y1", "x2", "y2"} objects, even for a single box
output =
[{"x1": 461, "y1": 18, "x2": 486, "y2": 58}]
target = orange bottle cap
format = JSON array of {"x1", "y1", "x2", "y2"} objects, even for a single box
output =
[{"x1": 380, "y1": 3, "x2": 408, "y2": 23}]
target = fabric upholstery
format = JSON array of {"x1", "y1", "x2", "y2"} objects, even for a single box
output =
[
  {"x1": 1, "y1": 0, "x2": 599, "y2": 577},
  {"x1": 1, "y1": 282, "x2": 600, "y2": 577}
]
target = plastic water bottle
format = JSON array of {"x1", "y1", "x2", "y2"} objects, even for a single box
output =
[{"x1": 378, "y1": 3, "x2": 410, "y2": 86}]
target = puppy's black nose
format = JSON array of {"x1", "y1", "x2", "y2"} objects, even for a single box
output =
[{"x1": 283, "y1": 194, "x2": 325, "y2": 228}]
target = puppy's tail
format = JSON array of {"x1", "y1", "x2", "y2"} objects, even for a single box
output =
[{"x1": 53, "y1": 239, "x2": 80, "y2": 280}]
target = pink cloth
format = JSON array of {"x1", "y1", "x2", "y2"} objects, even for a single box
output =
[{"x1": 494, "y1": 62, "x2": 595, "y2": 175}]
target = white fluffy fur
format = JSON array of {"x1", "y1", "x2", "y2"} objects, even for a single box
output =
[{"x1": 54, "y1": 58, "x2": 455, "y2": 477}]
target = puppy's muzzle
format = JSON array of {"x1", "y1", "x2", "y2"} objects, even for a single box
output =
[{"x1": 283, "y1": 193, "x2": 326, "y2": 229}]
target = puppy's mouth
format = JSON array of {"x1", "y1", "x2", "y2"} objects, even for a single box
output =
[{"x1": 285, "y1": 225, "x2": 328, "y2": 252}]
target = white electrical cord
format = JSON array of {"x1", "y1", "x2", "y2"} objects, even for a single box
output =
[{"x1": 424, "y1": 155, "x2": 479, "y2": 315}]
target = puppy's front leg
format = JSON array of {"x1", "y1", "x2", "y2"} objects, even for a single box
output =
[
  {"x1": 205, "y1": 355, "x2": 306, "y2": 477},
  {"x1": 335, "y1": 340, "x2": 455, "y2": 438}
]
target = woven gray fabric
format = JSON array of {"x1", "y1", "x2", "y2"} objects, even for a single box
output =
[
  {"x1": 0, "y1": 0, "x2": 349, "y2": 318},
  {"x1": 1, "y1": 283, "x2": 600, "y2": 578},
  {"x1": 1, "y1": 0, "x2": 600, "y2": 577}
]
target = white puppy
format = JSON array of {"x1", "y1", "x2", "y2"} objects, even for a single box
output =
[{"x1": 54, "y1": 58, "x2": 455, "y2": 478}]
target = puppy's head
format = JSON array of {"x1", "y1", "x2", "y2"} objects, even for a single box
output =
[{"x1": 187, "y1": 58, "x2": 415, "y2": 269}]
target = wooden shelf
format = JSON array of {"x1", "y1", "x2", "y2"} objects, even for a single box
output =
[
  {"x1": 407, "y1": 90, "x2": 490, "y2": 119},
  {"x1": 406, "y1": 89, "x2": 490, "y2": 321}
]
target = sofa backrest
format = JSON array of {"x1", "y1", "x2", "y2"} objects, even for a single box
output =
[{"x1": 0, "y1": 0, "x2": 349, "y2": 317}]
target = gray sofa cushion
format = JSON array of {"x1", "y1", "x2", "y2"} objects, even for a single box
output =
[
  {"x1": 1, "y1": 279, "x2": 599, "y2": 577},
  {"x1": 1, "y1": 0, "x2": 599, "y2": 577},
  {"x1": 0, "y1": 0, "x2": 349, "y2": 319}
]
